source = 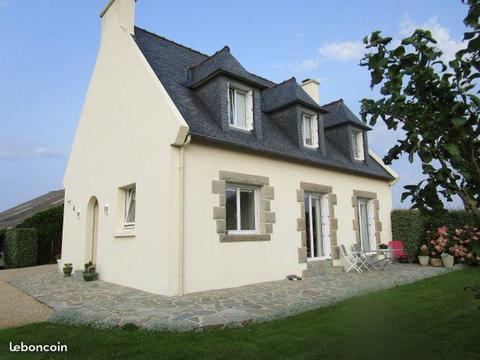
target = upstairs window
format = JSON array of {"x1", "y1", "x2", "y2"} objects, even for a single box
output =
[
  {"x1": 352, "y1": 130, "x2": 364, "y2": 160},
  {"x1": 225, "y1": 184, "x2": 258, "y2": 233},
  {"x1": 303, "y1": 114, "x2": 318, "y2": 148},
  {"x1": 228, "y1": 85, "x2": 254, "y2": 131},
  {"x1": 124, "y1": 186, "x2": 136, "y2": 228}
]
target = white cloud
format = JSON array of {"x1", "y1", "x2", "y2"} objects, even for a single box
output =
[
  {"x1": 317, "y1": 41, "x2": 364, "y2": 62},
  {"x1": 0, "y1": 0, "x2": 9, "y2": 11},
  {"x1": 399, "y1": 16, "x2": 464, "y2": 61},
  {"x1": 298, "y1": 59, "x2": 319, "y2": 71},
  {"x1": 0, "y1": 143, "x2": 65, "y2": 160}
]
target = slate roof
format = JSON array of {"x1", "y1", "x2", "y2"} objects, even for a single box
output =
[
  {"x1": 0, "y1": 190, "x2": 64, "y2": 230},
  {"x1": 262, "y1": 78, "x2": 326, "y2": 113},
  {"x1": 323, "y1": 99, "x2": 371, "y2": 130},
  {"x1": 187, "y1": 46, "x2": 268, "y2": 89},
  {"x1": 133, "y1": 27, "x2": 393, "y2": 181}
]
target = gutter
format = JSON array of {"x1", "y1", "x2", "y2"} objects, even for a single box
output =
[
  {"x1": 368, "y1": 150, "x2": 399, "y2": 186},
  {"x1": 177, "y1": 133, "x2": 191, "y2": 296}
]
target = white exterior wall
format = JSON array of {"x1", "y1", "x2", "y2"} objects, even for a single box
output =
[
  {"x1": 61, "y1": 0, "x2": 186, "y2": 296},
  {"x1": 182, "y1": 143, "x2": 393, "y2": 293}
]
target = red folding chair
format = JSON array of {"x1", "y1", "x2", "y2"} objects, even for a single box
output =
[{"x1": 388, "y1": 240, "x2": 414, "y2": 263}]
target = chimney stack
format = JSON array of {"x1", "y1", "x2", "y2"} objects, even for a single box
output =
[
  {"x1": 100, "y1": 0, "x2": 136, "y2": 35},
  {"x1": 301, "y1": 78, "x2": 320, "y2": 104}
]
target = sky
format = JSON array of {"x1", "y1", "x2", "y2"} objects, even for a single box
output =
[{"x1": 0, "y1": 0, "x2": 469, "y2": 211}]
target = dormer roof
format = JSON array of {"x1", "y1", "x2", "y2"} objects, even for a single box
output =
[
  {"x1": 262, "y1": 78, "x2": 327, "y2": 113},
  {"x1": 133, "y1": 27, "x2": 393, "y2": 181},
  {"x1": 323, "y1": 99, "x2": 371, "y2": 130},
  {"x1": 186, "y1": 46, "x2": 268, "y2": 89}
]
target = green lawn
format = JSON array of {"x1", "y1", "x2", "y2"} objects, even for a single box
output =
[{"x1": 1, "y1": 268, "x2": 479, "y2": 360}]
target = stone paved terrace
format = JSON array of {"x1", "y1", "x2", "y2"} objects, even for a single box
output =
[{"x1": 9, "y1": 264, "x2": 458, "y2": 332}]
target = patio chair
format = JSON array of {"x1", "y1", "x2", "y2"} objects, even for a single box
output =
[
  {"x1": 388, "y1": 241, "x2": 414, "y2": 263},
  {"x1": 339, "y1": 244, "x2": 364, "y2": 273},
  {"x1": 350, "y1": 244, "x2": 377, "y2": 271}
]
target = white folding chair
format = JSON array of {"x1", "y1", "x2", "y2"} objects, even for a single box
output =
[
  {"x1": 339, "y1": 244, "x2": 364, "y2": 273},
  {"x1": 351, "y1": 244, "x2": 377, "y2": 271}
]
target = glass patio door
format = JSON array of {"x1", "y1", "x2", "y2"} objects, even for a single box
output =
[
  {"x1": 304, "y1": 193, "x2": 330, "y2": 259},
  {"x1": 358, "y1": 198, "x2": 375, "y2": 251}
]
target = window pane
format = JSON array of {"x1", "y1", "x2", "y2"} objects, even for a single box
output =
[
  {"x1": 126, "y1": 189, "x2": 136, "y2": 223},
  {"x1": 359, "y1": 199, "x2": 370, "y2": 251},
  {"x1": 240, "y1": 190, "x2": 255, "y2": 230},
  {"x1": 304, "y1": 195, "x2": 311, "y2": 258},
  {"x1": 352, "y1": 132, "x2": 358, "y2": 158},
  {"x1": 226, "y1": 188, "x2": 237, "y2": 230},
  {"x1": 228, "y1": 88, "x2": 235, "y2": 125},
  {"x1": 236, "y1": 91, "x2": 247, "y2": 128},
  {"x1": 304, "y1": 116, "x2": 312, "y2": 145}
]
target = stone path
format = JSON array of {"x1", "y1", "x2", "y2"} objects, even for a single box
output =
[
  {"x1": 0, "y1": 265, "x2": 55, "y2": 329},
  {"x1": 9, "y1": 264, "x2": 457, "y2": 331}
]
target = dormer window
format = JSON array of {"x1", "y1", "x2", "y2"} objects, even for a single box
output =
[
  {"x1": 302, "y1": 114, "x2": 318, "y2": 148},
  {"x1": 352, "y1": 129, "x2": 364, "y2": 160},
  {"x1": 228, "y1": 85, "x2": 253, "y2": 131}
]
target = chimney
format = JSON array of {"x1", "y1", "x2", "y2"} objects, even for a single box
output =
[
  {"x1": 301, "y1": 78, "x2": 320, "y2": 104},
  {"x1": 100, "y1": 0, "x2": 136, "y2": 35}
]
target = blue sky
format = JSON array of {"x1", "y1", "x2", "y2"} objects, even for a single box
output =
[{"x1": 0, "y1": 0, "x2": 469, "y2": 211}]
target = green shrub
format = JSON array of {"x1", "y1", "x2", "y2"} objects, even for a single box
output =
[
  {"x1": 4, "y1": 228, "x2": 38, "y2": 268},
  {"x1": 0, "y1": 228, "x2": 6, "y2": 252},
  {"x1": 17, "y1": 206, "x2": 63, "y2": 264},
  {"x1": 391, "y1": 209, "x2": 424, "y2": 254},
  {"x1": 422, "y1": 210, "x2": 479, "y2": 233}
]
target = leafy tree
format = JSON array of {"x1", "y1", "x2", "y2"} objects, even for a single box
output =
[{"x1": 360, "y1": 0, "x2": 480, "y2": 218}]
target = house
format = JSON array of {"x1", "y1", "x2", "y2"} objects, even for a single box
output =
[
  {"x1": 61, "y1": 0, "x2": 398, "y2": 296},
  {"x1": 0, "y1": 190, "x2": 64, "y2": 230}
]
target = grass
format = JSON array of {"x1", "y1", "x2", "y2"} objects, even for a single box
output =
[{"x1": 0, "y1": 268, "x2": 479, "y2": 360}]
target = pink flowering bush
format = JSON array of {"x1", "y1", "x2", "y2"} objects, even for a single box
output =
[{"x1": 422, "y1": 226, "x2": 480, "y2": 265}]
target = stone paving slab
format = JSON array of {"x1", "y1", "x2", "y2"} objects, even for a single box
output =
[{"x1": 9, "y1": 264, "x2": 458, "y2": 332}]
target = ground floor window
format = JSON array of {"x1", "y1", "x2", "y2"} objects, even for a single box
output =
[
  {"x1": 225, "y1": 184, "x2": 258, "y2": 233},
  {"x1": 304, "y1": 192, "x2": 330, "y2": 259},
  {"x1": 357, "y1": 198, "x2": 376, "y2": 251}
]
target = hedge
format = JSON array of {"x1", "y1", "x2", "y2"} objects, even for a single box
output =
[
  {"x1": 391, "y1": 209, "x2": 480, "y2": 255},
  {"x1": 4, "y1": 228, "x2": 38, "y2": 268},
  {"x1": 0, "y1": 228, "x2": 5, "y2": 252},
  {"x1": 16, "y1": 206, "x2": 63, "y2": 265}
]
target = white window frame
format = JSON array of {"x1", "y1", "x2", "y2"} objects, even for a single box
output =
[
  {"x1": 124, "y1": 187, "x2": 136, "y2": 229},
  {"x1": 305, "y1": 192, "x2": 331, "y2": 260},
  {"x1": 303, "y1": 114, "x2": 319, "y2": 149},
  {"x1": 228, "y1": 84, "x2": 254, "y2": 131},
  {"x1": 225, "y1": 184, "x2": 259, "y2": 234},
  {"x1": 352, "y1": 130, "x2": 365, "y2": 160},
  {"x1": 357, "y1": 198, "x2": 376, "y2": 252}
]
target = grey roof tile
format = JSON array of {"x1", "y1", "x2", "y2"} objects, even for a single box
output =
[
  {"x1": 323, "y1": 99, "x2": 371, "y2": 130},
  {"x1": 133, "y1": 27, "x2": 393, "y2": 180}
]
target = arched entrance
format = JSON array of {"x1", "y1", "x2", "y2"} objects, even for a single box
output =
[{"x1": 86, "y1": 196, "x2": 99, "y2": 264}]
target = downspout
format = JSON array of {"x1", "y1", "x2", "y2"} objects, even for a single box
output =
[{"x1": 178, "y1": 133, "x2": 191, "y2": 296}]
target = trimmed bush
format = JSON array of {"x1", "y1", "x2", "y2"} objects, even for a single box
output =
[
  {"x1": 0, "y1": 228, "x2": 5, "y2": 252},
  {"x1": 391, "y1": 209, "x2": 424, "y2": 255},
  {"x1": 422, "y1": 210, "x2": 479, "y2": 233},
  {"x1": 17, "y1": 206, "x2": 63, "y2": 264},
  {"x1": 4, "y1": 228, "x2": 38, "y2": 268}
]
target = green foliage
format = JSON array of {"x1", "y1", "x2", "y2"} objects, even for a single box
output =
[
  {"x1": 0, "y1": 268, "x2": 479, "y2": 359},
  {"x1": 16, "y1": 206, "x2": 63, "y2": 265},
  {"x1": 0, "y1": 228, "x2": 5, "y2": 252},
  {"x1": 360, "y1": 0, "x2": 480, "y2": 217},
  {"x1": 391, "y1": 209, "x2": 425, "y2": 254},
  {"x1": 391, "y1": 209, "x2": 480, "y2": 257},
  {"x1": 4, "y1": 228, "x2": 38, "y2": 268}
]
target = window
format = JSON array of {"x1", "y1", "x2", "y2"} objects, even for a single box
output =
[
  {"x1": 357, "y1": 198, "x2": 376, "y2": 251},
  {"x1": 303, "y1": 114, "x2": 318, "y2": 148},
  {"x1": 124, "y1": 187, "x2": 136, "y2": 228},
  {"x1": 352, "y1": 130, "x2": 364, "y2": 160},
  {"x1": 304, "y1": 193, "x2": 330, "y2": 259},
  {"x1": 228, "y1": 85, "x2": 253, "y2": 131},
  {"x1": 225, "y1": 184, "x2": 258, "y2": 233}
]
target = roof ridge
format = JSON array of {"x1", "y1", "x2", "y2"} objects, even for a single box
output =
[
  {"x1": 134, "y1": 26, "x2": 209, "y2": 58},
  {"x1": 261, "y1": 77, "x2": 295, "y2": 93},
  {"x1": 188, "y1": 46, "x2": 232, "y2": 70},
  {"x1": 322, "y1": 98, "x2": 344, "y2": 107}
]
